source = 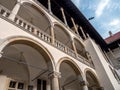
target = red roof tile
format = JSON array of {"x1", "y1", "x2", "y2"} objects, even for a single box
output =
[{"x1": 105, "y1": 32, "x2": 120, "y2": 44}]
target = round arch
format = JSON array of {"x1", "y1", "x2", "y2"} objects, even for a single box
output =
[
  {"x1": 0, "y1": 36, "x2": 55, "y2": 71},
  {"x1": 57, "y1": 57, "x2": 84, "y2": 90},
  {"x1": 85, "y1": 68, "x2": 101, "y2": 90},
  {"x1": 73, "y1": 37, "x2": 87, "y2": 58},
  {"x1": 53, "y1": 23, "x2": 73, "y2": 49},
  {"x1": 20, "y1": 0, "x2": 52, "y2": 24},
  {"x1": 57, "y1": 57, "x2": 83, "y2": 76},
  {"x1": 73, "y1": 37, "x2": 84, "y2": 48},
  {"x1": 53, "y1": 22, "x2": 72, "y2": 39},
  {"x1": 0, "y1": 36, "x2": 55, "y2": 83},
  {"x1": 17, "y1": 0, "x2": 52, "y2": 35}
]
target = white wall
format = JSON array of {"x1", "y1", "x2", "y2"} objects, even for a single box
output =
[{"x1": 84, "y1": 38, "x2": 120, "y2": 90}]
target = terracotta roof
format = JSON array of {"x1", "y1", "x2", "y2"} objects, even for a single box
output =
[{"x1": 105, "y1": 32, "x2": 120, "y2": 44}]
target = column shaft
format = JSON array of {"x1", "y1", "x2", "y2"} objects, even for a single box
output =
[
  {"x1": 108, "y1": 48, "x2": 115, "y2": 57},
  {"x1": 49, "y1": 71, "x2": 61, "y2": 90},
  {"x1": 50, "y1": 25, "x2": 55, "y2": 44},
  {"x1": 48, "y1": 0, "x2": 52, "y2": 14},
  {"x1": 80, "y1": 26, "x2": 87, "y2": 39},
  {"x1": 9, "y1": 2, "x2": 21, "y2": 21},
  {"x1": 60, "y1": 8, "x2": 68, "y2": 26},
  {"x1": 78, "y1": 75, "x2": 88, "y2": 90},
  {"x1": 72, "y1": 40, "x2": 78, "y2": 57},
  {"x1": 71, "y1": 18, "x2": 79, "y2": 34}
]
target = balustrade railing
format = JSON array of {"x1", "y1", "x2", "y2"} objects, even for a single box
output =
[
  {"x1": 55, "y1": 40, "x2": 76, "y2": 57},
  {"x1": 0, "y1": 4, "x2": 94, "y2": 68},
  {"x1": 14, "y1": 15, "x2": 51, "y2": 43},
  {"x1": 0, "y1": 5, "x2": 10, "y2": 18}
]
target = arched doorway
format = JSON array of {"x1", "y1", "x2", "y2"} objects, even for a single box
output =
[
  {"x1": 0, "y1": 38, "x2": 54, "y2": 90},
  {"x1": 58, "y1": 58, "x2": 84, "y2": 90},
  {"x1": 86, "y1": 70, "x2": 101, "y2": 90}
]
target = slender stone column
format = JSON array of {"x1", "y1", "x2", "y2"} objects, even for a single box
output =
[
  {"x1": 86, "y1": 33, "x2": 90, "y2": 38},
  {"x1": 71, "y1": 18, "x2": 79, "y2": 34},
  {"x1": 48, "y1": 0, "x2": 52, "y2": 14},
  {"x1": 50, "y1": 24, "x2": 55, "y2": 44},
  {"x1": 79, "y1": 26, "x2": 87, "y2": 39},
  {"x1": 0, "y1": 54, "x2": 2, "y2": 58},
  {"x1": 9, "y1": 0, "x2": 21, "y2": 21},
  {"x1": 118, "y1": 43, "x2": 120, "y2": 47},
  {"x1": 82, "y1": 83, "x2": 88, "y2": 90},
  {"x1": 108, "y1": 48, "x2": 115, "y2": 58},
  {"x1": 118, "y1": 43, "x2": 120, "y2": 49},
  {"x1": 60, "y1": 8, "x2": 68, "y2": 26},
  {"x1": 78, "y1": 75, "x2": 88, "y2": 90},
  {"x1": 71, "y1": 39, "x2": 78, "y2": 57},
  {"x1": 46, "y1": 80, "x2": 50, "y2": 90},
  {"x1": 103, "y1": 50, "x2": 113, "y2": 65},
  {"x1": 0, "y1": 52, "x2": 3, "y2": 58},
  {"x1": 0, "y1": 75, "x2": 8, "y2": 90},
  {"x1": 48, "y1": 71, "x2": 61, "y2": 90}
]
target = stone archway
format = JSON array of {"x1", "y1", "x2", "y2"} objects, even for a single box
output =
[
  {"x1": 85, "y1": 70, "x2": 101, "y2": 90},
  {"x1": 17, "y1": 2, "x2": 51, "y2": 35},
  {"x1": 54, "y1": 24, "x2": 73, "y2": 50},
  {"x1": 73, "y1": 38, "x2": 87, "y2": 58},
  {"x1": 57, "y1": 57, "x2": 84, "y2": 90},
  {"x1": 0, "y1": 37, "x2": 55, "y2": 90}
]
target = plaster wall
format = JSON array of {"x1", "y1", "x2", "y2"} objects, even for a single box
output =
[{"x1": 84, "y1": 38, "x2": 120, "y2": 90}]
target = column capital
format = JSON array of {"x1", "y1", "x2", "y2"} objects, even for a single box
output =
[
  {"x1": 17, "y1": 0, "x2": 22, "y2": 4},
  {"x1": 48, "y1": 71, "x2": 61, "y2": 78},
  {"x1": 79, "y1": 80, "x2": 88, "y2": 86},
  {"x1": 60, "y1": 7, "x2": 64, "y2": 11},
  {"x1": 77, "y1": 76, "x2": 88, "y2": 86}
]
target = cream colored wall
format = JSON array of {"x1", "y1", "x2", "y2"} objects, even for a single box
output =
[
  {"x1": 0, "y1": 15, "x2": 96, "y2": 90},
  {"x1": 84, "y1": 38, "x2": 120, "y2": 90},
  {"x1": 0, "y1": 75, "x2": 8, "y2": 90}
]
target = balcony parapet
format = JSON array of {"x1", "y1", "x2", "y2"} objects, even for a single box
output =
[{"x1": 0, "y1": 4, "x2": 94, "y2": 69}]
